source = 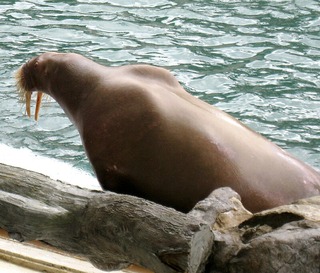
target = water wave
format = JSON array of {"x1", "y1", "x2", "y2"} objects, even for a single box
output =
[{"x1": 0, "y1": 0, "x2": 319, "y2": 177}]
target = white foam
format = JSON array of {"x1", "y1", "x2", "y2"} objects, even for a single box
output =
[{"x1": 0, "y1": 143, "x2": 101, "y2": 190}]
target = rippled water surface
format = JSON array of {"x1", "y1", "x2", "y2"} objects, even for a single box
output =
[{"x1": 0, "y1": 0, "x2": 319, "y2": 178}]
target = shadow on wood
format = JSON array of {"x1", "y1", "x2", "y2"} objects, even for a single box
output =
[{"x1": 0, "y1": 163, "x2": 213, "y2": 273}]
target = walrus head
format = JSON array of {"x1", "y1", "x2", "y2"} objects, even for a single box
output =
[
  {"x1": 16, "y1": 52, "x2": 65, "y2": 121},
  {"x1": 16, "y1": 55, "x2": 46, "y2": 121},
  {"x1": 16, "y1": 52, "x2": 101, "y2": 122}
]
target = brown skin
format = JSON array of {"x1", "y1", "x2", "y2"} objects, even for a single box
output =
[{"x1": 16, "y1": 52, "x2": 320, "y2": 213}]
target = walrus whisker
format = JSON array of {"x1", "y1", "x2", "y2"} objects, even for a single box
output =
[
  {"x1": 15, "y1": 66, "x2": 28, "y2": 103},
  {"x1": 16, "y1": 66, "x2": 32, "y2": 117}
]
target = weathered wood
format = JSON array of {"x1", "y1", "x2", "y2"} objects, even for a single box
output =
[
  {"x1": 207, "y1": 197, "x2": 320, "y2": 273},
  {"x1": 0, "y1": 163, "x2": 213, "y2": 273},
  {"x1": 1, "y1": 162, "x2": 320, "y2": 273}
]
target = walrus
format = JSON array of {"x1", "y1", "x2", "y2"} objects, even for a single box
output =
[{"x1": 15, "y1": 52, "x2": 320, "y2": 213}]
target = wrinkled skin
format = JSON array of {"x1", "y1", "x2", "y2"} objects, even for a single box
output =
[{"x1": 16, "y1": 52, "x2": 320, "y2": 213}]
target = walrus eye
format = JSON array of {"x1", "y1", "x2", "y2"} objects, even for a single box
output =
[{"x1": 34, "y1": 61, "x2": 39, "y2": 69}]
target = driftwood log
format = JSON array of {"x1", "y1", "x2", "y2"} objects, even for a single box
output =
[{"x1": 0, "y1": 162, "x2": 319, "y2": 273}]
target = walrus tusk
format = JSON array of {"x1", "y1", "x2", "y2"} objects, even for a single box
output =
[
  {"x1": 25, "y1": 92, "x2": 32, "y2": 118},
  {"x1": 35, "y1": 92, "x2": 43, "y2": 121}
]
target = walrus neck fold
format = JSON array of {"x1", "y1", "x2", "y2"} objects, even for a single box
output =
[{"x1": 47, "y1": 72, "x2": 102, "y2": 126}]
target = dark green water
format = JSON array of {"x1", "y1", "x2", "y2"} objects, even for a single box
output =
[{"x1": 0, "y1": 0, "x2": 319, "y2": 179}]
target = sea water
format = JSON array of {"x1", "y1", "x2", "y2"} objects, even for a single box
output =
[{"x1": 0, "y1": 0, "x2": 319, "y2": 188}]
